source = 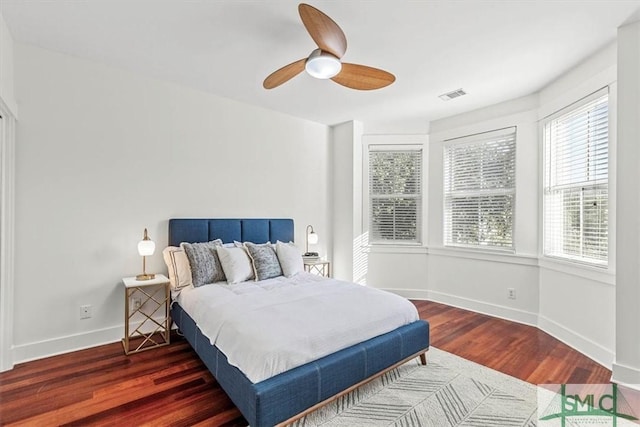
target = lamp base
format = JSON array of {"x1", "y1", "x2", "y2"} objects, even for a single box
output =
[{"x1": 136, "y1": 273, "x2": 156, "y2": 281}]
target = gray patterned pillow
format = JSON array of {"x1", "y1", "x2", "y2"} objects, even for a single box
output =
[
  {"x1": 181, "y1": 239, "x2": 225, "y2": 287},
  {"x1": 245, "y1": 242, "x2": 283, "y2": 281}
]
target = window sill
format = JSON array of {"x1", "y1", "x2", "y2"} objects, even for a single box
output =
[
  {"x1": 364, "y1": 245, "x2": 428, "y2": 255},
  {"x1": 538, "y1": 257, "x2": 615, "y2": 286},
  {"x1": 428, "y1": 246, "x2": 538, "y2": 266},
  {"x1": 361, "y1": 246, "x2": 615, "y2": 284}
]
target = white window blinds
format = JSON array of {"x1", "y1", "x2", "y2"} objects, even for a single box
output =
[
  {"x1": 369, "y1": 148, "x2": 422, "y2": 243},
  {"x1": 543, "y1": 90, "x2": 609, "y2": 266},
  {"x1": 444, "y1": 128, "x2": 516, "y2": 249}
]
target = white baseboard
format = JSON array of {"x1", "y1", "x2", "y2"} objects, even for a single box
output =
[
  {"x1": 384, "y1": 288, "x2": 430, "y2": 300},
  {"x1": 611, "y1": 361, "x2": 640, "y2": 389},
  {"x1": 384, "y1": 287, "x2": 615, "y2": 371},
  {"x1": 384, "y1": 288, "x2": 538, "y2": 326},
  {"x1": 537, "y1": 315, "x2": 614, "y2": 369},
  {"x1": 11, "y1": 315, "x2": 174, "y2": 365},
  {"x1": 12, "y1": 325, "x2": 122, "y2": 365},
  {"x1": 10, "y1": 290, "x2": 618, "y2": 378}
]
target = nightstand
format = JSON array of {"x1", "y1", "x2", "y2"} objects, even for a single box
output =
[
  {"x1": 303, "y1": 260, "x2": 331, "y2": 277},
  {"x1": 122, "y1": 274, "x2": 170, "y2": 355}
]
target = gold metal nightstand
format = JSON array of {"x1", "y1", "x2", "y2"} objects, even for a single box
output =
[
  {"x1": 122, "y1": 274, "x2": 170, "y2": 355},
  {"x1": 303, "y1": 260, "x2": 331, "y2": 277}
]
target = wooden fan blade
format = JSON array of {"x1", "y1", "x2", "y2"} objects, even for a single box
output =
[
  {"x1": 331, "y1": 63, "x2": 396, "y2": 90},
  {"x1": 299, "y1": 3, "x2": 347, "y2": 59},
  {"x1": 263, "y1": 58, "x2": 307, "y2": 89}
]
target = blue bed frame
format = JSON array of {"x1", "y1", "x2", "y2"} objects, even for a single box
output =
[{"x1": 169, "y1": 218, "x2": 430, "y2": 427}]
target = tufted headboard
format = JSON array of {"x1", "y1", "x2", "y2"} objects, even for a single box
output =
[{"x1": 168, "y1": 218, "x2": 294, "y2": 247}]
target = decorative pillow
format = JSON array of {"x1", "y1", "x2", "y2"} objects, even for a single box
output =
[
  {"x1": 276, "y1": 241, "x2": 304, "y2": 277},
  {"x1": 181, "y1": 239, "x2": 225, "y2": 287},
  {"x1": 217, "y1": 246, "x2": 255, "y2": 284},
  {"x1": 245, "y1": 242, "x2": 282, "y2": 281},
  {"x1": 236, "y1": 240, "x2": 277, "y2": 251},
  {"x1": 162, "y1": 246, "x2": 193, "y2": 290}
]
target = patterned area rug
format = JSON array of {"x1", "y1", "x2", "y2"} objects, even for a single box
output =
[{"x1": 293, "y1": 347, "x2": 537, "y2": 427}]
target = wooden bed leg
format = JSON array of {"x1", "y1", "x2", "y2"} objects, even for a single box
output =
[{"x1": 419, "y1": 353, "x2": 427, "y2": 365}]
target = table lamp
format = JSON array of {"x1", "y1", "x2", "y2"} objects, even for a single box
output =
[
  {"x1": 305, "y1": 224, "x2": 319, "y2": 256},
  {"x1": 136, "y1": 228, "x2": 156, "y2": 281}
]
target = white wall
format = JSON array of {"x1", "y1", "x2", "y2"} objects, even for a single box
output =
[
  {"x1": 331, "y1": 120, "x2": 363, "y2": 282},
  {"x1": 12, "y1": 44, "x2": 331, "y2": 363},
  {"x1": 7, "y1": 26, "x2": 630, "y2": 376},
  {"x1": 427, "y1": 44, "x2": 618, "y2": 366},
  {"x1": 613, "y1": 20, "x2": 640, "y2": 387},
  {"x1": 538, "y1": 267, "x2": 615, "y2": 366},
  {"x1": 0, "y1": 11, "x2": 17, "y2": 116},
  {"x1": 352, "y1": 99, "x2": 540, "y2": 326},
  {"x1": 426, "y1": 96, "x2": 540, "y2": 326},
  {"x1": 365, "y1": 250, "x2": 428, "y2": 291},
  {"x1": 360, "y1": 134, "x2": 429, "y2": 291},
  {"x1": 360, "y1": 43, "x2": 619, "y2": 368},
  {"x1": 537, "y1": 43, "x2": 617, "y2": 368},
  {"x1": 428, "y1": 96, "x2": 540, "y2": 255},
  {"x1": 0, "y1": 10, "x2": 17, "y2": 372}
]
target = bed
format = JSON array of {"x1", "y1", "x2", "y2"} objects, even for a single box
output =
[{"x1": 168, "y1": 218, "x2": 430, "y2": 426}]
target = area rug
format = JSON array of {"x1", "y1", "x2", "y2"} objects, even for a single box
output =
[{"x1": 293, "y1": 347, "x2": 538, "y2": 426}]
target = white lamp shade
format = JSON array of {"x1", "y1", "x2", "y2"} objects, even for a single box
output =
[
  {"x1": 138, "y1": 239, "x2": 155, "y2": 256},
  {"x1": 308, "y1": 231, "x2": 319, "y2": 245}
]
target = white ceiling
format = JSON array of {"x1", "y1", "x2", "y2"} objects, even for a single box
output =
[{"x1": 2, "y1": 0, "x2": 640, "y2": 129}]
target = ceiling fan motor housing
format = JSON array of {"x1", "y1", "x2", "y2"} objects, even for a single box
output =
[{"x1": 305, "y1": 49, "x2": 342, "y2": 79}]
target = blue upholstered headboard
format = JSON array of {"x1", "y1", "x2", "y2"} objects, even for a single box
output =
[{"x1": 168, "y1": 218, "x2": 294, "y2": 247}]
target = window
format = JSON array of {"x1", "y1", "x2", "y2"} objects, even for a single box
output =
[
  {"x1": 444, "y1": 128, "x2": 516, "y2": 249},
  {"x1": 368, "y1": 147, "x2": 422, "y2": 244},
  {"x1": 543, "y1": 90, "x2": 609, "y2": 266}
]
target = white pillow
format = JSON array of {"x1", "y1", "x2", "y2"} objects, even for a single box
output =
[
  {"x1": 217, "y1": 246, "x2": 255, "y2": 284},
  {"x1": 162, "y1": 246, "x2": 193, "y2": 290},
  {"x1": 276, "y1": 241, "x2": 304, "y2": 277}
]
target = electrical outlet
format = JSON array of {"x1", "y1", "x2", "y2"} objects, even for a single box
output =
[
  {"x1": 80, "y1": 304, "x2": 92, "y2": 319},
  {"x1": 507, "y1": 288, "x2": 516, "y2": 300},
  {"x1": 133, "y1": 298, "x2": 142, "y2": 310}
]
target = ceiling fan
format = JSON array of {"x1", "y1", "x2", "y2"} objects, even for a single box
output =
[{"x1": 263, "y1": 3, "x2": 395, "y2": 91}]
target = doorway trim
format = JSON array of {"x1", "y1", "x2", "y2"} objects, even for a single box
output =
[{"x1": 0, "y1": 96, "x2": 16, "y2": 372}]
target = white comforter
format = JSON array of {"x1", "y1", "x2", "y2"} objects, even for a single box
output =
[{"x1": 176, "y1": 273, "x2": 418, "y2": 383}]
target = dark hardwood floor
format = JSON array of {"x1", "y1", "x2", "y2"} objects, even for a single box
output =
[
  {"x1": 0, "y1": 300, "x2": 611, "y2": 426},
  {"x1": 412, "y1": 301, "x2": 611, "y2": 385}
]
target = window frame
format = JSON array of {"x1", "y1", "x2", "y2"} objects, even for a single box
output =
[
  {"x1": 541, "y1": 87, "x2": 610, "y2": 268},
  {"x1": 442, "y1": 127, "x2": 517, "y2": 252},
  {"x1": 363, "y1": 137, "x2": 427, "y2": 247}
]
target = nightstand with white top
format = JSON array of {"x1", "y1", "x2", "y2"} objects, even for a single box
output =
[{"x1": 122, "y1": 274, "x2": 171, "y2": 355}]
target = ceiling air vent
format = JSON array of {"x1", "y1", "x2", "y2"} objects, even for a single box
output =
[{"x1": 439, "y1": 88, "x2": 467, "y2": 101}]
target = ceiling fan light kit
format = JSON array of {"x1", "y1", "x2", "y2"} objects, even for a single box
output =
[
  {"x1": 263, "y1": 3, "x2": 395, "y2": 91},
  {"x1": 305, "y1": 49, "x2": 342, "y2": 79}
]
